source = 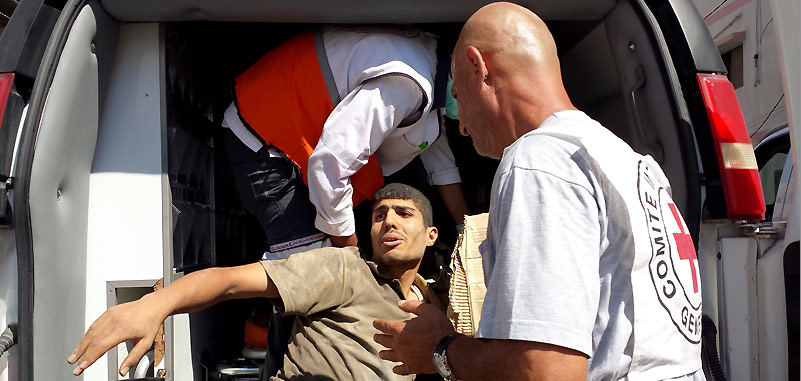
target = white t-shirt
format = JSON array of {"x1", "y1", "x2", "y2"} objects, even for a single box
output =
[
  {"x1": 223, "y1": 26, "x2": 460, "y2": 237},
  {"x1": 477, "y1": 111, "x2": 704, "y2": 381}
]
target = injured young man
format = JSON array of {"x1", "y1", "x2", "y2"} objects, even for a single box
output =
[{"x1": 68, "y1": 183, "x2": 441, "y2": 381}]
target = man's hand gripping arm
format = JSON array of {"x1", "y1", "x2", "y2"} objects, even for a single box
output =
[{"x1": 373, "y1": 301, "x2": 588, "y2": 381}]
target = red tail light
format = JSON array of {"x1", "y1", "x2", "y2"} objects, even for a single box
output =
[
  {"x1": 0, "y1": 73, "x2": 14, "y2": 126},
  {"x1": 697, "y1": 73, "x2": 765, "y2": 221}
]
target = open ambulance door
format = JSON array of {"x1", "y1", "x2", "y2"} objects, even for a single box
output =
[
  {"x1": 11, "y1": 1, "x2": 110, "y2": 379},
  {"x1": 6, "y1": 0, "x2": 170, "y2": 379}
]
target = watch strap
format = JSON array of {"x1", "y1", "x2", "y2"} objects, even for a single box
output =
[{"x1": 433, "y1": 332, "x2": 460, "y2": 380}]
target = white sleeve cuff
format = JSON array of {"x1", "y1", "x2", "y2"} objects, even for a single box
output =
[
  {"x1": 428, "y1": 167, "x2": 462, "y2": 185},
  {"x1": 223, "y1": 102, "x2": 264, "y2": 152},
  {"x1": 314, "y1": 212, "x2": 356, "y2": 237}
]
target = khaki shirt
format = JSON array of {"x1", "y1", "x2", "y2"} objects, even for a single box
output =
[{"x1": 260, "y1": 246, "x2": 415, "y2": 381}]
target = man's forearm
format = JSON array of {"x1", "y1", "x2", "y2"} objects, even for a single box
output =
[
  {"x1": 68, "y1": 262, "x2": 276, "y2": 376},
  {"x1": 374, "y1": 302, "x2": 585, "y2": 380},
  {"x1": 148, "y1": 263, "x2": 277, "y2": 318},
  {"x1": 445, "y1": 335, "x2": 588, "y2": 381},
  {"x1": 330, "y1": 233, "x2": 358, "y2": 248},
  {"x1": 436, "y1": 183, "x2": 470, "y2": 225}
]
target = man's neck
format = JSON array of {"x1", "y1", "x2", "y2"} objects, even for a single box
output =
[
  {"x1": 386, "y1": 263, "x2": 422, "y2": 301},
  {"x1": 509, "y1": 85, "x2": 577, "y2": 137}
]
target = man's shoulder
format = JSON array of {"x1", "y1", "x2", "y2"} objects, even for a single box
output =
[
  {"x1": 504, "y1": 129, "x2": 591, "y2": 177},
  {"x1": 513, "y1": 111, "x2": 641, "y2": 172},
  {"x1": 527, "y1": 111, "x2": 615, "y2": 143},
  {"x1": 260, "y1": 246, "x2": 365, "y2": 271}
]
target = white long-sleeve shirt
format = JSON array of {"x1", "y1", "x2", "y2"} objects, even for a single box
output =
[{"x1": 223, "y1": 76, "x2": 460, "y2": 237}]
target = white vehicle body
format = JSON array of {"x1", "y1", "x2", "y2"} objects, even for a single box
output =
[{"x1": 0, "y1": 0, "x2": 794, "y2": 380}]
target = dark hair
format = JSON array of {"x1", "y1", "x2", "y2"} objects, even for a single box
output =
[{"x1": 373, "y1": 183, "x2": 434, "y2": 227}]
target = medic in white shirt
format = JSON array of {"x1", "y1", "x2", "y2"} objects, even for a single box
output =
[{"x1": 222, "y1": 24, "x2": 469, "y2": 256}]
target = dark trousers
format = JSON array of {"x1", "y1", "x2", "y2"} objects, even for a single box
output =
[
  {"x1": 223, "y1": 128, "x2": 321, "y2": 249},
  {"x1": 223, "y1": 129, "x2": 315, "y2": 377}
]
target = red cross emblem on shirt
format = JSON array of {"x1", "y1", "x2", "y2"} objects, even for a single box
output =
[{"x1": 669, "y1": 203, "x2": 698, "y2": 293}]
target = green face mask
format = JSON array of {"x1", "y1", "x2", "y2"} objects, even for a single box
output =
[{"x1": 445, "y1": 78, "x2": 459, "y2": 120}]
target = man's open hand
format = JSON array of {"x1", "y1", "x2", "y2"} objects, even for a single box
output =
[
  {"x1": 67, "y1": 297, "x2": 165, "y2": 376},
  {"x1": 373, "y1": 300, "x2": 455, "y2": 375}
]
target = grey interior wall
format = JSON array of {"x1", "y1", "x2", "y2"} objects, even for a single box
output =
[
  {"x1": 603, "y1": 0, "x2": 689, "y2": 213},
  {"x1": 27, "y1": 4, "x2": 99, "y2": 379},
  {"x1": 99, "y1": 0, "x2": 616, "y2": 23},
  {"x1": 561, "y1": 23, "x2": 632, "y2": 142},
  {"x1": 562, "y1": 23, "x2": 621, "y2": 110},
  {"x1": 562, "y1": 0, "x2": 689, "y2": 213},
  {"x1": 83, "y1": 20, "x2": 167, "y2": 379}
]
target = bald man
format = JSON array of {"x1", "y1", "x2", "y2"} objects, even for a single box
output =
[{"x1": 374, "y1": 3, "x2": 706, "y2": 381}]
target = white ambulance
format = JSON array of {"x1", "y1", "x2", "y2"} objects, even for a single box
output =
[{"x1": 0, "y1": 0, "x2": 795, "y2": 380}]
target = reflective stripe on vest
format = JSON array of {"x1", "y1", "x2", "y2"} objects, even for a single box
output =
[{"x1": 233, "y1": 30, "x2": 383, "y2": 206}]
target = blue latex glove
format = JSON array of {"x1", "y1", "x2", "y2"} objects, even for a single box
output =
[{"x1": 445, "y1": 78, "x2": 459, "y2": 120}]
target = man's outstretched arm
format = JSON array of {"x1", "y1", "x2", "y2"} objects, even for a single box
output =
[
  {"x1": 68, "y1": 262, "x2": 278, "y2": 376},
  {"x1": 373, "y1": 301, "x2": 587, "y2": 381}
]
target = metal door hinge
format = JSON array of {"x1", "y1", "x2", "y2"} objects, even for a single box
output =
[{"x1": 737, "y1": 221, "x2": 779, "y2": 238}]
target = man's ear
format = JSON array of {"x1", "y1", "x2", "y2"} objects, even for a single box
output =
[
  {"x1": 426, "y1": 226, "x2": 439, "y2": 246},
  {"x1": 465, "y1": 46, "x2": 489, "y2": 85}
]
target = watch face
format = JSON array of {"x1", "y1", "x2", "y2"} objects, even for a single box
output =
[
  {"x1": 433, "y1": 352, "x2": 452, "y2": 379},
  {"x1": 433, "y1": 352, "x2": 445, "y2": 369}
]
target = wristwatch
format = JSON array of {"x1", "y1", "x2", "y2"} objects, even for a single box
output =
[{"x1": 432, "y1": 332, "x2": 460, "y2": 380}]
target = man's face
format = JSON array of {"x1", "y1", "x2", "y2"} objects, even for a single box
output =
[
  {"x1": 451, "y1": 48, "x2": 502, "y2": 159},
  {"x1": 370, "y1": 198, "x2": 437, "y2": 267}
]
